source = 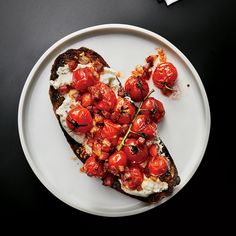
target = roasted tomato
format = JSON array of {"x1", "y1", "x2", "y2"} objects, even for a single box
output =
[
  {"x1": 140, "y1": 97, "x2": 165, "y2": 123},
  {"x1": 81, "y1": 92, "x2": 93, "y2": 107},
  {"x1": 149, "y1": 144, "x2": 159, "y2": 157},
  {"x1": 66, "y1": 105, "x2": 93, "y2": 133},
  {"x1": 131, "y1": 115, "x2": 157, "y2": 138},
  {"x1": 72, "y1": 67, "x2": 96, "y2": 92},
  {"x1": 147, "y1": 155, "x2": 168, "y2": 176},
  {"x1": 67, "y1": 60, "x2": 78, "y2": 72},
  {"x1": 82, "y1": 155, "x2": 105, "y2": 178},
  {"x1": 152, "y1": 62, "x2": 177, "y2": 93},
  {"x1": 121, "y1": 166, "x2": 144, "y2": 190},
  {"x1": 59, "y1": 85, "x2": 69, "y2": 95},
  {"x1": 108, "y1": 151, "x2": 127, "y2": 175},
  {"x1": 89, "y1": 82, "x2": 117, "y2": 112},
  {"x1": 123, "y1": 138, "x2": 148, "y2": 164},
  {"x1": 125, "y1": 76, "x2": 149, "y2": 102},
  {"x1": 101, "y1": 119, "x2": 122, "y2": 146},
  {"x1": 111, "y1": 97, "x2": 136, "y2": 124}
]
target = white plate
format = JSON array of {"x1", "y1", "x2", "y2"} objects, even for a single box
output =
[{"x1": 18, "y1": 24, "x2": 210, "y2": 217}]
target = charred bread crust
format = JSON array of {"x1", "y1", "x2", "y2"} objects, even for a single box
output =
[{"x1": 49, "y1": 47, "x2": 180, "y2": 203}]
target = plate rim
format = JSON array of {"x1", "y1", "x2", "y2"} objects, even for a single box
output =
[{"x1": 18, "y1": 23, "x2": 211, "y2": 217}]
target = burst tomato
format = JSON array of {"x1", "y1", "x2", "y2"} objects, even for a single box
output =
[
  {"x1": 101, "y1": 119, "x2": 122, "y2": 146},
  {"x1": 152, "y1": 62, "x2": 177, "y2": 91},
  {"x1": 131, "y1": 115, "x2": 157, "y2": 138},
  {"x1": 89, "y1": 82, "x2": 117, "y2": 112},
  {"x1": 81, "y1": 92, "x2": 93, "y2": 107},
  {"x1": 72, "y1": 67, "x2": 96, "y2": 92},
  {"x1": 82, "y1": 155, "x2": 105, "y2": 178},
  {"x1": 125, "y1": 76, "x2": 149, "y2": 102},
  {"x1": 141, "y1": 97, "x2": 165, "y2": 123},
  {"x1": 147, "y1": 155, "x2": 168, "y2": 176},
  {"x1": 108, "y1": 151, "x2": 127, "y2": 175},
  {"x1": 111, "y1": 97, "x2": 136, "y2": 124},
  {"x1": 123, "y1": 138, "x2": 148, "y2": 164},
  {"x1": 66, "y1": 105, "x2": 93, "y2": 133},
  {"x1": 121, "y1": 166, "x2": 144, "y2": 190}
]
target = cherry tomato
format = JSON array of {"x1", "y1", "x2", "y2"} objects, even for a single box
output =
[
  {"x1": 141, "y1": 97, "x2": 165, "y2": 123},
  {"x1": 149, "y1": 144, "x2": 159, "y2": 157},
  {"x1": 131, "y1": 115, "x2": 157, "y2": 138},
  {"x1": 152, "y1": 62, "x2": 177, "y2": 90},
  {"x1": 147, "y1": 155, "x2": 168, "y2": 176},
  {"x1": 81, "y1": 92, "x2": 93, "y2": 107},
  {"x1": 89, "y1": 82, "x2": 117, "y2": 112},
  {"x1": 111, "y1": 97, "x2": 136, "y2": 124},
  {"x1": 59, "y1": 85, "x2": 69, "y2": 95},
  {"x1": 125, "y1": 76, "x2": 149, "y2": 102},
  {"x1": 66, "y1": 105, "x2": 93, "y2": 133},
  {"x1": 82, "y1": 155, "x2": 105, "y2": 178},
  {"x1": 108, "y1": 151, "x2": 127, "y2": 175},
  {"x1": 123, "y1": 138, "x2": 148, "y2": 164},
  {"x1": 121, "y1": 166, "x2": 144, "y2": 190},
  {"x1": 72, "y1": 67, "x2": 96, "y2": 92},
  {"x1": 101, "y1": 119, "x2": 122, "y2": 146}
]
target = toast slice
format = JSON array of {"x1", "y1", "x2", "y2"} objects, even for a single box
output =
[{"x1": 49, "y1": 47, "x2": 180, "y2": 203}]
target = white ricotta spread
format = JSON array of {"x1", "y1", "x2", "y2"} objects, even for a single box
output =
[
  {"x1": 120, "y1": 177, "x2": 168, "y2": 197},
  {"x1": 56, "y1": 94, "x2": 86, "y2": 144},
  {"x1": 50, "y1": 64, "x2": 120, "y2": 90}
]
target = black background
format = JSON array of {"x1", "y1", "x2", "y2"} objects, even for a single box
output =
[{"x1": 0, "y1": 0, "x2": 234, "y2": 231}]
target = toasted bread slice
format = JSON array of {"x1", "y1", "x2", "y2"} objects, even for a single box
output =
[{"x1": 49, "y1": 47, "x2": 180, "y2": 203}]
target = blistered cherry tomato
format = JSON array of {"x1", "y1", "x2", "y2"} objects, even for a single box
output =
[
  {"x1": 131, "y1": 115, "x2": 157, "y2": 138},
  {"x1": 81, "y1": 92, "x2": 93, "y2": 107},
  {"x1": 125, "y1": 76, "x2": 149, "y2": 102},
  {"x1": 123, "y1": 138, "x2": 148, "y2": 164},
  {"x1": 149, "y1": 144, "x2": 159, "y2": 157},
  {"x1": 83, "y1": 155, "x2": 105, "y2": 178},
  {"x1": 101, "y1": 119, "x2": 122, "y2": 146},
  {"x1": 89, "y1": 82, "x2": 117, "y2": 112},
  {"x1": 66, "y1": 105, "x2": 93, "y2": 133},
  {"x1": 141, "y1": 97, "x2": 165, "y2": 123},
  {"x1": 111, "y1": 97, "x2": 136, "y2": 124},
  {"x1": 152, "y1": 62, "x2": 177, "y2": 91},
  {"x1": 108, "y1": 151, "x2": 127, "y2": 175},
  {"x1": 147, "y1": 155, "x2": 168, "y2": 176},
  {"x1": 121, "y1": 166, "x2": 144, "y2": 190},
  {"x1": 72, "y1": 67, "x2": 96, "y2": 92}
]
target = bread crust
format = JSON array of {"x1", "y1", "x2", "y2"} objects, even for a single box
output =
[{"x1": 49, "y1": 47, "x2": 180, "y2": 203}]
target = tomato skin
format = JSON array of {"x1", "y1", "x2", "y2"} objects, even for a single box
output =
[
  {"x1": 81, "y1": 92, "x2": 93, "y2": 107},
  {"x1": 125, "y1": 76, "x2": 149, "y2": 102},
  {"x1": 152, "y1": 62, "x2": 177, "y2": 90},
  {"x1": 82, "y1": 155, "x2": 105, "y2": 178},
  {"x1": 101, "y1": 119, "x2": 122, "y2": 146},
  {"x1": 131, "y1": 115, "x2": 157, "y2": 139},
  {"x1": 108, "y1": 151, "x2": 127, "y2": 175},
  {"x1": 89, "y1": 82, "x2": 117, "y2": 112},
  {"x1": 121, "y1": 166, "x2": 144, "y2": 190},
  {"x1": 111, "y1": 97, "x2": 136, "y2": 124},
  {"x1": 141, "y1": 97, "x2": 165, "y2": 123},
  {"x1": 123, "y1": 138, "x2": 148, "y2": 164},
  {"x1": 149, "y1": 144, "x2": 159, "y2": 157},
  {"x1": 147, "y1": 155, "x2": 168, "y2": 176},
  {"x1": 66, "y1": 105, "x2": 93, "y2": 133},
  {"x1": 59, "y1": 85, "x2": 69, "y2": 95},
  {"x1": 72, "y1": 67, "x2": 96, "y2": 92}
]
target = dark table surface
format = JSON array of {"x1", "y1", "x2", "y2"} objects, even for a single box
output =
[{"x1": 0, "y1": 0, "x2": 234, "y2": 230}]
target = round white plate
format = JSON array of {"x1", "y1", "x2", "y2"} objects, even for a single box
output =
[{"x1": 18, "y1": 24, "x2": 210, "y2": 217}]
